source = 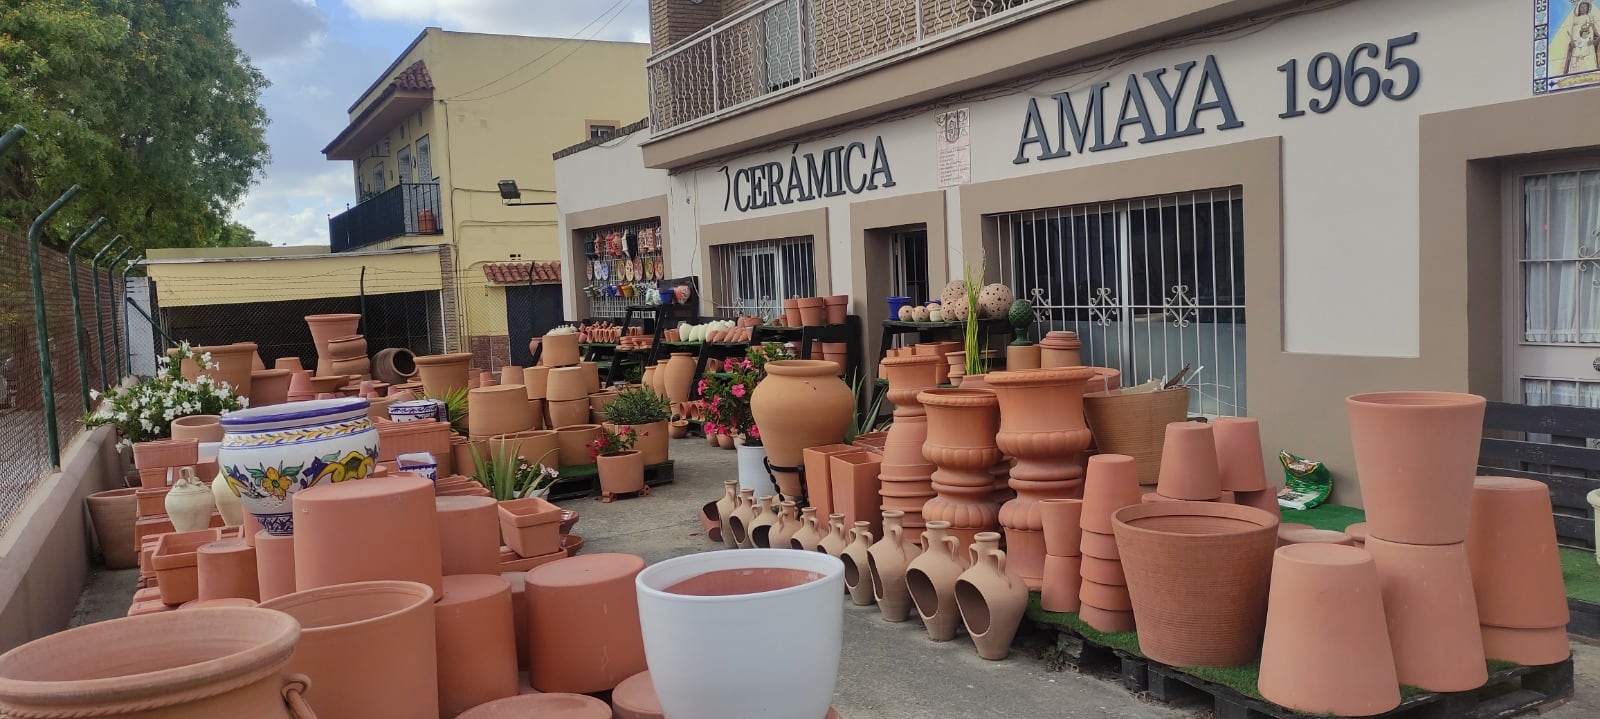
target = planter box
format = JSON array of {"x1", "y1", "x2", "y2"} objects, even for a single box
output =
[
  {"x1": 498, "y1": 497, "x2": 561, "y2": 559},
  {"x1": 135, "y1": 487, "x2": 171, "y2": 518},
  {"x1": 132, "y1": 438, "x2": 198, "y2": 471},
  {"x1": 830, "y1": 451, "x2": 884, "y2": 538},
  {"x1": 138, "y1": 466, "x2": 174, "y2": 489},
  {"x1": 152, "y1": 528, "x2": 222, "y2": 606}
]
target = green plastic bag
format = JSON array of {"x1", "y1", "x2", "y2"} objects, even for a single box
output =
[{"x1": 1277, "y1": 450, "x2": 1333, "y2": 510}]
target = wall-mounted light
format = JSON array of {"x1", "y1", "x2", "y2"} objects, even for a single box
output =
[{"x1": 498, "y1": 179, "x2": 556, "y2": 207}]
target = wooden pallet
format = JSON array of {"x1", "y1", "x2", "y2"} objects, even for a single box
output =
[
  {"x1": 1570, "y1": 597, "x2": 1599, "y2": 639},
  {"x1": 546, "y1": 460, "x2": 676, "y2": 501},
  {"x1": 1029, "y1": 618, "x2": 1574, "y2": 719}
]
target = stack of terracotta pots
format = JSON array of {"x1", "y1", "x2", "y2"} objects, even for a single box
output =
[
  {"x1": 1347, "y1": 391, "x2": 1490, "y2": 693},
  {"x1": 546, "y1": 365, "x2": 590, "y2": 429},
  {"x1": 1466, "y1": 476, "x2": 1571, "y2": 666},
  {"x1": 469, "y1": 383, "x2": 538, "y2": 438},
  {"x1": 1213, "y1": 417, "x2": 1280, "y2": 516},
  {"x1": 1039, "y1": 499, "x2": 1083, "y2": 613},
  {"x1": 305, "y1": 313, "x2": 360, "y2": 377},
  {"x1": 327, "y1": 334, "x2": 369, "y2": 378},
  {"x1": 876, "y1": 355, "x2": 943, "y2": 541},
  {"x1": 1077, "y1": 454, "x2": 1140, "y2": 632},
  {"x1": 1037, "y1": 331, "x2": 1081, "y2": 368}
]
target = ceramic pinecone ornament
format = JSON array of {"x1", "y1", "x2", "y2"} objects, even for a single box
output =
[
  {"x1": 1008, "y1": 299, "x2": 1034, "y2": 345},
  {"x1": 978, "y1": 284, "x2": 1015, "y2": 319}
]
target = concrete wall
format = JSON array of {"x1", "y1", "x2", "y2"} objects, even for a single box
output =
[
  {"x1": 144, "y1": 246, "x2": 443, "y2": 307},
  {"x1": 0, "y1": 427, "x2": 124, "y2": 652}
]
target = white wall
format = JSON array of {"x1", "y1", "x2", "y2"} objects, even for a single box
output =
[
  {"x1": 125, "y1": 277, "x2": 157, "y2": 377},
  {"x1": 555, "y1": 129, "x2": 671, "y2": 318}
]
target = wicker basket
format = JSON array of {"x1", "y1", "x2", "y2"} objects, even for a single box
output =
[{"x1": 1083, "y1": 386, "x2": 1190, "y2": 485}]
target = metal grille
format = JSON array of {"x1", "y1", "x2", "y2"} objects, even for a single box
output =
[
  {"x1": 890, "y1": 228, "x2": 931, "y2": 305},
  {"x1": 711, "y1": 237, "x2": 817, "y2": 318},
  {"x1": 989, "y1": 188, "x2": 1246, "y2": 416},
  {"x1": 648, "y1": 0, "x2": 1041, "y2": 131},
  {"x1": 577, "y1": 220, "x2": 667, "y2": 320}
]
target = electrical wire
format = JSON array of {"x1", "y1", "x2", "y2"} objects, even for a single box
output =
[
  {"x1": 441, "y1": 0, "x2": 633, "y2": 101},
  {"x1": 451, "y1": 0, "x2": 640, "y2": 103}
]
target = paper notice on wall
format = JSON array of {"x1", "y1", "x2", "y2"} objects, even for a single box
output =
[{"x1": 936, "y1": 109, "x2": 971, "y2": 187}]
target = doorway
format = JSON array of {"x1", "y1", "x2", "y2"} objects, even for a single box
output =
[{"x1": 507, "y1": 284, "x2": 564, "y2": 366}]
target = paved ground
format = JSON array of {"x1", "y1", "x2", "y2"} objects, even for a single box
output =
[{"x1": 73, "y1": 435, "x2": 1600, "y2": 718}]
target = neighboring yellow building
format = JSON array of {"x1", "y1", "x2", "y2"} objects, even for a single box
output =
[{"x1": 322, "y1": 28, "x2": 650, "y2": 368}]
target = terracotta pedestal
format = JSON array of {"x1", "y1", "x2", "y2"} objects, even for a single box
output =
[
  {"x1": 292, "y1": 473, "x2": 444, "y2": 597},
  {"x1": 254, "y1": 530, "x2": 295, "y2": 601},
  {"x1": 919, "y1": 389, "x2": 1002, "y2": 551},
  {"x1": 436, "y1": 574, "x2": 519, "y2": 718},
  {"x1": 877, "y1": 355, "x2": 942, "y2": 540},
  {"x1": 526, "y1": 554, "x2": 647, "y2": 693}
]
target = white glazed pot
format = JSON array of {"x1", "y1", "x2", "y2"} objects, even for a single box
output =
[
  {"x1": 736, "y1": 442, "x2": 773, "y2": 499},
  {"x1": 388, "y1": 399, "x2": 438, "y2": 423},
  {"x1": 218, "y1": 397, "x2": 378, "y2": 536},
  {"x1": 636, "y1": 549, "x2": 844, "y2": 719},
  {"x1": 164, "y1": 467, "x2": 216, "y2": 532}
]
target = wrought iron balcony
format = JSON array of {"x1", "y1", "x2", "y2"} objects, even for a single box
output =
[
  {"x1": 328, "y1": 182, "x2": 443, "y2": 253},
  {"x1": 646, "y1": 0, "x2": 1043, "y2": 133}
]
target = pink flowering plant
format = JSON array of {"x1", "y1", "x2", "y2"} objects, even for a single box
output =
[
  {"x1": 698, "y1": 342, "x2": 792, "y2": 446},
  {"x1": 588, "y1": 425, "x2": 639, "y2": 459}
]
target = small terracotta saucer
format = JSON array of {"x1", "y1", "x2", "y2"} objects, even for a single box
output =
[{"x1": 562, "y1": 533, "x2": 584, "y2": 556}]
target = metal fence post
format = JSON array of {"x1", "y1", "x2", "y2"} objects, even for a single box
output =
[
  {"x1": 66, "y1": 217, "x2": 108, "y2": 411},
  {"x1": 0, "y1": 124, "x2": 25, "y2": 157},
  {"x1": 26, "y1": 185, "x2": 82, "y2": 467},
  {"x1": 91, "y1": 235, "x2": 125, "y2": 389},
  {"x1": 107, "y1": 246, "x2": 134, "y2": 380},
  {"x1": 119, "y1": 254, "x2": 143, "y2": 376}
]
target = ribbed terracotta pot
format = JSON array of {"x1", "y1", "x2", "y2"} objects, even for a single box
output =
[
  {"x1": 918, "y1": 389, "x2": 1002, "y2": 550},
  {"x1": 1346, "y1": 391, "x2": 1486, "y2": 545},
  {"x1": 306, "y1": 313, "x2": 360, "y2": 375},
  {"x1": 1112, "y1": 502, "x2": 1278, "y2": 667},
  {"x1": 1364, "y1": 535, "x2": 1488, "y2": 691},
  {"x1": 415, "y1": 353, "x2": 474, "y2": 396},
  {"x1": 749, "y1": 360, "x2": 855, "y2": 500},
  {"x1": 0, "y1": 608, "x2": 308, "y2": 719},
  {"x1": 258, "y1": 580, "x2": 439, "y2": 719}
]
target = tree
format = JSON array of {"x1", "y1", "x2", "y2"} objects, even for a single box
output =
[{"x1": 0, "y1": 0, "x2": 270, "y2": 250}]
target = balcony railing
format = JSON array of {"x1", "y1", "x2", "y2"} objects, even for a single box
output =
[
  {"x1": 646, "y1": 0, "x2": 1042, "y2": 132},
  {"x1": 328, "y1": 182, "x2": 444, "y2": 253}
]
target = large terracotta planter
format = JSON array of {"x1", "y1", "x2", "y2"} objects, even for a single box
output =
[
  {"x1": 527, "y1": 554, "x2": 648, "y2": 694},
  {"x1": 1346, "y1": 391, "x2": 1487, "y2": 545},
  {"x1": 598, "y1": 450, "x2": 647, "y2": 501},
  {"x1": 170, "y1": 414, "x2": 224, "y2": 444},
  {"x1": 540, "y1": 332, "x2": 581, "y2": 367},
  {"x1": 1083, "y1": 387, "x2": 1189, "y2": 485},
  {"x1": 868, "y1": 509, "x2": 922, "y2": 622},
  {"x1": 918, "y1": 389, "x2": 1002, "y2": 550},
  {"x1": 306, "y1": 313, "x2": 360, "y2": 375},
  {"x1": 258, "y1": 580, "x2": 438, "y2": 719},
  {"x1": 545, "y1": 367, "x2": 587, "y2": 402},
  {"x1": 415, "y1": 353, "x2": 474, "y2": 396},
  {"x1": 632, "y1": 420, "x2": 669, "y2": 466},
  {"x1": 87, "y1": 488, "x2": 139, "y2": 569},
  {"x1": 905, "y1": 521, "x2": 967, "y2": 642},
  {"x1": 187, "y1": 343, "x2": 256, "y2": 397},
  {"x1": 955, "y1": 532, "x2": 1029, "y2": 660},
  {"x1": 635, "y1": 549, "x2": 844, "y2": 719},
  {"x1": 750, "y1": 360, "x2": 855, "y2": 500},
  {"x1": 1467, "y1": 476, "x2": 1571, "y2": 664},
  {"x1": 218, "y1": 397, "x2": 377, "y2": 536},
  {"x1": 878, "y1": 355, "x2": 942, "y2": 538},
  {"x1": 555, "y1": 424, "x2": 602, "y2": 467},
  {"x1": 1259, "y1": 544, "x2": 1400, "y2": 716},
  {"x1": 292, "y1": 473, "x2": 444, "y2": 597},
  {"x1": 435, "y1": 575, "x2": 518, "y2": 718},
  {"x1": 662, "y1": 353, "x2": 696, "y2": 405},
  {"x1": 468, "y1": 385, "x2": 535, "y2": 438},
  {"x1": 436, "y1": 496, "x2": 500, "y2": 576},
  {"x1": 0, "y1": 607, "x2": 309, "y2": 718},
  {"x1": 1112, "y1": 502, "x2": 1279, "y2": 667},
  {"x1": 1364, "y1": 535, "x2": 1488, "y2": 691},
  {"x1": 546, "y1": 398, "x2": 589, "y2": 429}
]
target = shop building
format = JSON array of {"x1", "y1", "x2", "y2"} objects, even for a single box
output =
[{"x1": 556, "y1": 0, "x2": 1600, "y2": 502}]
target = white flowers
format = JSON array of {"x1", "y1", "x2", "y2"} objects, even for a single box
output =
[{"x1": 83, "y1": 344, "x2": 243, "y2": 445}]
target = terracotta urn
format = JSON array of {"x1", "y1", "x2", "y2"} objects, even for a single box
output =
[
  {"x1": 372, "y1": 347, "x2": 418, "y2": 384},
  {"x1": 257, "y1": 580, "x2": 439, "y2": 719},
  {"x1": 164, "y1": 466, "x2": 216, "y2": 532},
  {"x1": 987, "y1": 367, "x2": 1097, "y2": 590},
  {"x1": 1155, "y1": 421, "x2": 1222, "y2": 500},
  {"x1": 1259, "y1": 544, "x2": 1401, "y2": 717},
  {"x1": 1346, "y1": 391, "x2": 1487, "y2": 545},
  {"x1": 292, "y1": 473, "x2": 444, "y2": 597},
  {"x1": 0, "y1": 607, "x2": 310, "y2": 718},
  {"x1": 728, "y1": 488, "x2": 759, "y2": 549},
  {"x1": 791, "y1": 506, "x2": 823, "y2": 551},
  {"x1": 746, "y1": 495, "x2": 781, "y2": 547},
  {"x1": 818, "y1": 513, "x2": 849, "y2": 558},
  {"x1": 1467, "y1": 476, "x2": 1571, "y2": 664},
  {"x1": 248, "y1": 369, "x2": 292, "y2": 407},
  {"x1": 635, "y1": 549, "x2": 844, "y2": 719},
  {"x1": 661, "y1": 353, "x2": 696, "y2": 405},
  {"x1": 170, "y1": 414, "x2": 225, "y2": 444},
  {"x1": 841, "y1": 520, "x2": 877, "y2": 606},
  {"x1": 1364, "y1": 535, "x2": 1489, "y2": 691},
  {"x1": 955, "y1": 532, "x2": 1029, "y2": 660},
  {"x1": 415, "y1": 353, "x2": 474, "y2": 396},
  {"x1": 868, "y1": 510, "x2": 923, "y2": 622},
  {"x1": 305, "y1": 313, "x2": 360, "y2": 374},
  {"x1": 540, "y1": 331, "x2": 581, "y2": 367},
  {"x1": 1112, "y1": 502, "x2": 1279, "y2": 667},
  {"x1": 906, "y1": 521, "x2": 967, "y2": 641},
  {"x1": 878, "y1": 355, "x2": 943, "y2": 539},
  {"x1": 918, "y1": 388, "x2": 1002, "y2": 551},
  {"x1": 749, "y1": 360, "x2": 855, "y2": 500},
  {"x1": 218, "y1": 397, "x2": 378, "y2": 536},
  {"x1": 714, "y1": 480, "x2": 740, "y2": 549}
]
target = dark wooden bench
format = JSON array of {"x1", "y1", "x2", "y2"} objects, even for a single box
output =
[{"x1": 1478, "y1": 401, "x2": 1599, "y2": 551}]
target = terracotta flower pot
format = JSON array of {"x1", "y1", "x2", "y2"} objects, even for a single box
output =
[
  {"x1": 219, "y1": 397, "x2": 378, "y2": 536},
  {"x1": 540, "y1": 332, "x2": 581, "y2": 367},
  {"x1": 546, "y1": 398, "x2": 590, "y2": 429},
  {"x1": 170, "y1": 415, "x2": 224, "y2": 444},
  {"x1": 274, "y1": 356, "x2": 304, "y2": 372},
  {"x1": 829, "y1": 451, "x2": 884, "y2": 538},
  {"x1": 188, "y1": 343, "x2": 256, "y2": 397},
  {"x1": 1041, "y1": 553, "x2": 1082, "y2": 613},
  {"x1": 918, "y1": 389, "x2": 1002, "y2": 552},
  {"x1": 824, "y1": 294, "x2": 849, "y2": 324},
  {"x1": 415, "y1": 353, "x2": 475, "y2": 396},
  {"x1": 254, "y1": 531, "x2": 296, "y2": 601},
  {"x1": 436, "y1": 496, "x2": 500, "y2": 576},
  {"x1": 498, "y1": 496, "x2": 560, "y2": 559},
  {"x1": 1040, "y1": 498, "x2": 1083, "y2": 557},
  {"x1": 1363, "y1": 535, "x2": 1488, "y2": 691},
  {"x1": 906, "y1": 521, "x2": 967, "y2": 641},
  {"x1": 285, "y1": 370, "x2": 314, "y2": 402},
  {"x1": 669, "y1": 420, "x2": 689, "y2": 439},
  {"x1": 435, "y1": 575, "x2": 518, "y2": 718},
  {"x1": 247, "y1": 369, "x2": 292, "y2": 408},
  {"x1": 1112, "y1": 502, "x2": 1278, "y2": 667},
  {"x1": 527, "y1": 554, "x2": 648, "y2": 694},
  {"x1": 868, "y1": 510, "x2": 923, "y2": 622},
  {"x1": 292, "y1": 473, "x2": 444, "y2": 597},
  {"x1": 797, "y1": 297, "x2": 827, "y2": 326},
  {"x1": 1467, "y1": 476, "x2": 1570, "y2": 634},
  {"x1": 0, "y1": 607, "x2": 309, "y2": 718},
  {"x1": 468, "y1": 385, "x2": 536, "y2": 438},
  {"x1": 1038, "y1": 330, "x2": 1082, "y2": 368},
  {"x1": 555, "y1": 424, "x2": 602, "y2": 467},
  {"x1": 1155, "y1": 420, "x2": 1222, "y2": 500},
  {"x1": 1346, "y1": 391, "x2": 1487, "y2": 545},
  {"x1": 841, "y1": 521, "x2": 877, "y2": 606},
  {"x1": 87, "y1": 488, "x2": 139, "y2": 569},
  {"x1": 598, "y1": 450, "x2": 647, "y2": 501},
  {"x1": 1259, "y1": 544, "x2": 1401, "y2": 716},
  {"x1": 545, "y1": 367, "x2": 587, "y2": 402},
  {"x1": 579, "y1": 361, "x2": 601, "y2": 394},
  {"x1": 520, "y1": 366, "x2": 549, "y2": 400},
  {"x1": 1211, "y1": 416, "x2": 1268, "y2": 492},
  {"x1": 630, "y1": 420, "x2": 669, "y2": 466},
  {"x1": 802, "y1": 444, "x2": 856, "y2": 519},
  {"x1": 641, "y1": 553, "x2": 848, "y2": 719},
  {"x1": 460, "y1": 694, "x2": 612, "y2": 718},
  {"x1": 782, "y1": 298, "x2": 803, "y2": 328},
  {"x1": 1081, "y1": 454, "x2": 1142, "y2": 535},
  {"x1": 750, "y1": 360, "x2": 855, "y2": 500},
  {"x1": 306, "y1": 313, "x2": 360, "y2": 373},
  {"x1": 1005, "y1": 344, "x2": 1042, "y2": 371},
  {"x1": 197, "y1": 538, "x2": 259, "y2": 602},
  {"x1": 258, "y1": 580, "x2": 439, "y2": 719},
  {"x1": 326, "y1": 335, "x2": 367, "y2": 361},
  {"x1": 955, "y1": 532, "x2": 1029, "y2": 660}
]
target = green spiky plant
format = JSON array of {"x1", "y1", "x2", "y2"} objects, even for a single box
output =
[
  {"x1": 603, "y1": 386, "x2": 672, "y2": 425},
  {"x1": 422, "y1": 387, "x2": 470, "y2": 435},
  {"x1": 845, "y1": 373, "x2": 890, "y2": 443},
  {"x1": 963, "y1": 263, "x2": 989, "y2": 377},
  {"x1": 469, "y1": 441, "x2": 560, "y2": 501}
]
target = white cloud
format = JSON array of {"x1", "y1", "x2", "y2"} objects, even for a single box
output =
[
  {"x1": 344, "y1": 0, "x2": 649, "y2": 41},
  {"x1": 234, "y1": 168, "x2": 353, "y2": 247}
]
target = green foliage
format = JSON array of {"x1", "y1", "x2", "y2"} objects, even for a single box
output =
[
  {"x1": 422, "y1": 387, "x2": 470, "y2": 435},
  {"x1": 588, "y1": 425, "x2": 637, "y2": 459},
  {"x1": 844, "y1": 374, "x2": 888, "y2": 443},
  {"x1": 963, "y1": 264, "x2": 989, "y2": 376},
  {"x1": 603, "y1": 386, "x2": 671, "y2": 425},
  {"x1": 470, "y1": 441, "x2": 559, "y2": 501},
  {"x1": 84, "y1": 342, "x2": 245, "y2": 447},
  {"x1": 0, "y1": 0, "x2": 270, "y2": 248}
]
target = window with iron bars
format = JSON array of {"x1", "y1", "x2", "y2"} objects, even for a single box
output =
[
  {"x1": 988, "y1": 188, "x2": 1246, "y2": 416},
  {"x1": 712, "y1": 237, "x2": 817, "y2": 319}
]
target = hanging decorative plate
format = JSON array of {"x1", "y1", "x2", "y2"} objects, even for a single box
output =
[
  {"x1": 633, "y1": 258, "x2": 644, "y2": 281},
  {"x1": 596, "y1": 260, "x2": 610, "y2": 281},
  {"x1": 586, "y1": 260, "x2": 595, "y2": 281}
]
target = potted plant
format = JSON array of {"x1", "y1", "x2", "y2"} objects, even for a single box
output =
[
  {"x1": 702, "y1": 343, "x2": 793, "y2": 495},
  {"x1": 86, "y1": 342, "x2": 247, "y2": 450},
  {"x1": 603, "y1": 386, "x2": 672, "y2": 465},
  {"x1": 961, "y1": 264, "x2": 990, "y2": 383},
  {"x1": 844, "y1": 373, "x2": 889, "y2": 444},
  {"x1": 469, "y1": 441, "x2": 561, "y2": 500},
  {"x1": 422, "y1": 387, "x2": 470, "y2": 436},
  {"x1": 589, "y1": 426, "x2": 648, "y2": 502}
]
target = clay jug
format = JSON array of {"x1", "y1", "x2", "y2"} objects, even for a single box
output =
[
  {"x1": 769, "y1": 501, "x2": 803, "y2": 550},
  {"x1": 791, "y1": 507, "x2": 824, "y2": 551},
  {"x1": 747, "y1": 495, "x2": 781, "y2": 548},
  {"x1": 906, "y1": 521, "x2": 967, "y2": 641},
  {"x1": 955, "y1": 532, "x2": 1030, "y2": 660},
  {"x1": 841, "y1": 521, "x2": 877, "y2": 606},
  {"x1": 818, "y1": 513, "x2": 849, "y2": 558},
  {"x1": 0, "y1": 607, "x2": 312, "y2": 718},
  {"x1": 750, "y1": 360, "x2": 856, "y2": 499},
  {"x1": 165, "y1": 467, "x2": 216, "y2": 532},
  {"x1": 728, "y1": 488, "x2": 759, "y2": 549},
  {"x1": 714, "y1": 480, "x2": 740, "y2": 549},
  {"x1": 868, "y1": 510, "x2": 923, "y2": 622},
  {"x1": 210, "y1": 473, "x2": 245, "y2": 527},
  {"x1": 662, "y1": 353, "x2": 696, "y2": 405}
]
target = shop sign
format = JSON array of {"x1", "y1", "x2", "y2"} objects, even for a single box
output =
[{"x1": 720, "y1": 137, "x2": 896, "y2": 213}]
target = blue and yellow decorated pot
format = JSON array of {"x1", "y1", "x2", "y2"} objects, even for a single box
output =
[{"x1": 218, "y1": 397, "x2": 379, "y2": 536}]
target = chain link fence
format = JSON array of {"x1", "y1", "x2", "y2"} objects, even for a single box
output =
[
  {"x1": 456, "y1": 264, "x2": 565, "y2": 372},
  {"x1": 0, "y1": 229, "x2": 124, "y2": 533}
]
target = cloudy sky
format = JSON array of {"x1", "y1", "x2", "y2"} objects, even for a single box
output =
[{"x1": 227, "y1": 0, "x2": 650, "y2": 246}]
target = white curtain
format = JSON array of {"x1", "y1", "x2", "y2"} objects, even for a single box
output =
[
  {"x1": 1522, "y1": 378, "x2": 1600, "y2": 447},
  {"x1": 1523, "y1": 171, "x2": 1600, "y2": 343}
]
